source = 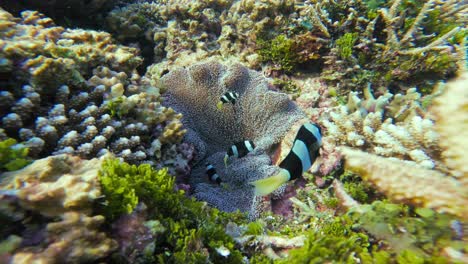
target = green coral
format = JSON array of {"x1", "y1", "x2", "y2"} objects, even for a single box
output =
[
  {"x1": 98, "y1": 158, "x2": 248, "y2": 263},
  {"x1": 335, "y1": 33, "x2": 359, "y2": 60},
  {"x1": 0, "y1": 138, "x2": 31, "y2": 172}
]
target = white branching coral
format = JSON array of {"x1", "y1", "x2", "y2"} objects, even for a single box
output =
[
  {"x1": 161, "y1": 61, "x2": 307, "y2": 218},
  {"x1": 321, "y1": 85, "x2": 439, "y2": 169},
  {"x1": 338, "y1": 73, "x2": 468, "y2": 219}
]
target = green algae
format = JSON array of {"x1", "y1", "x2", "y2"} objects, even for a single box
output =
[
  {"x1": 98, "y1": 158, "x2": 248, "y2": 263},
  {"x1": 0, "y1": 138, "x2": 31, "y2": 172},
  {"x1": 258, "y1": 35, "x2": 299, "y2": 73},
  {"x1": 336, "y1": 33, "x2": 359, "y2": 60}
]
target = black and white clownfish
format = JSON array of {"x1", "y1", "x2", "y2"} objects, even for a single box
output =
[
  {"x1": 250, "y1": 122, "x2": 322, "y2": 196},
  {"x1": 224, "y1": 140, "x2": 256, "y2": 167},
  {"x1": 206, "y1": 163, "x2": 221, "y2": 184},
  {"x1": 217, "y1": 92, "x2": 239, "y2": 110}
]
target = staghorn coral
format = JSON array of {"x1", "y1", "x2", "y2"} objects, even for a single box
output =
[
  {"x1": 0, "y1": 9, "x2": 189, "y2": 173},
  {"x1": 11, "y1": 212, "x2": 117, "y2": 264},
  {"x1": 294, "y1": 0, "x2": 467, "y2": 92},
  {"x1": 0, "y1": 154, "x2": 104, "y2": 217},
  {"x1": 161, "y1": 61, "x2": 308, "y2": 218}
]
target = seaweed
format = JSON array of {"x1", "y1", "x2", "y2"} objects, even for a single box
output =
[
  {"x1": 97, "y1": 158, "x2": 248, "y2": 263},
  {"x1": 0, "y1": 138, "x2": 31, "y2": 172}
]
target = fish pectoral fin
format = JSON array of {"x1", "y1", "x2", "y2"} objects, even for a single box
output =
[
  {"x1": 216, "y1": 101, "x2": 223, "y2": 110},
  {"x1": 249, "y1": 169, "x2": 290, "y2": 196}
]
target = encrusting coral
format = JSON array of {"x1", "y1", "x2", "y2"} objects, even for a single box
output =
[
  {"x1": 0, "y1": 154, "x2": 117, "y2": 264},
  {"x1": 11, "y1": 212, "x2": 118, "y2": 264},
  {"x1": 161, "y1": 61, "x2": 309, "y2": 218},
  {"x1": 0, "y1": 154, "x2": 104, "y2": 217}
]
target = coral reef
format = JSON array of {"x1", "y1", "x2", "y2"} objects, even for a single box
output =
[
  {"x1": 336, "y1": 73, "x2": 468, "y2": 219},
  {"x1": 0, "y1": 0, "x2": 466, "y2": 263},
  {"x1": 1, "y1": 0, "x2": 120, "y2": 28},
  {"x1": 0, "y1": 9, "x2": 189, "y2": 175},
  {"x1": 317, "y1": 0, "x2": 467, "y2": 91},
  {"x1": 161, "y1": 61, "x2": 308, "y2": 218}
]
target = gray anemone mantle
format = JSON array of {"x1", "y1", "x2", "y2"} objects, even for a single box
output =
[{"x1": 161, "y1": 61, "x2": 307, "y2": 217}]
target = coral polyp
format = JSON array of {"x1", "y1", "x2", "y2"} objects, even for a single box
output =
[{"x1": 0, "y1": 1, "x2": 467, "y2": 263}]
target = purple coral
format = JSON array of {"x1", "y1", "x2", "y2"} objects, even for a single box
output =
[{"x1": 161, "y1": 61, "x2": 308, "y2": 218}]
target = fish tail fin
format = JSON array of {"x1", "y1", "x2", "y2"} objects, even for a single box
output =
[
  {"x1": 223, "y1": 154, "x2": 229, "y2": 167},
  {"x1": 216, "y1": 101, "x2": 223, "y2": 110},
  {"x1": 250, "y1": 169, "x2": 290, "y2": 196}
]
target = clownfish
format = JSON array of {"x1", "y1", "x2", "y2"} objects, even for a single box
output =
[
  {"x1": 224, "y1": 140, "x2": 256, "y2": 167},
  {"x1": 217, "y1": 92, "x2": 239, "y2": 110},
  {"x1": 250, "y1": 122, "x2": 322, "y2": 196},
  {"x1": 206, "y1": 163, "x2": 222, "y2": 184}
]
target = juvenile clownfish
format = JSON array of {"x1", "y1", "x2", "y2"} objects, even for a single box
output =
[
  {"x1": 250, "y1": 122, "x2": 322, "y2": 196},
  {"x1": 206, "y1": 163, "x2": 222, "y2": 184},
  {"x1": 224, "y1": 140, "x2": 255, "y2": 167},
  {"x1": 217, "y1": 92, "x2": 239, "y2": 110}
]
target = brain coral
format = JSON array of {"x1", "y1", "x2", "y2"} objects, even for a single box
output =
[{"x1": 161, "y1": 61, "x2": 307, "y2": 218}]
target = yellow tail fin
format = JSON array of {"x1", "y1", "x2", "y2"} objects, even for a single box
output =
[
  {"x1": 224, "y1": 154, "x2": 229, "y2": 167},
  {"x1": 250, "y1": 169, "x2": 290, "y2": 196},
  {"x1": 216, "y1": 101, "x2": 224, "y2": 110}
]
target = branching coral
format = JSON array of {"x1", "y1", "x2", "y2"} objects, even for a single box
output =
[
  {"x1": 161, "y1": 61, "x2": 309, "y2": 218},
  {"x1": 335, "y1": 73, "x2": 468, "y2": 219},
  {"x1": 303, "y1": 0, "x2": 467, "y2": 91},
  {"x1": 431, "y1": 72, "x2": 468, "y2": 182},
  {"x1": 321, "y1": 84, "x2": 440, "y2": 172}
]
